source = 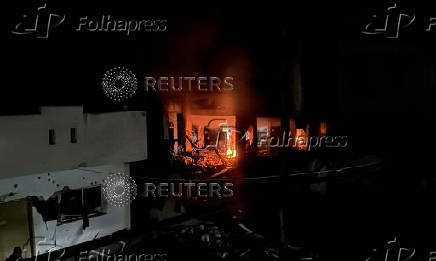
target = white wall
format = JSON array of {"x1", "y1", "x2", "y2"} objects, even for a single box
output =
[
  {"x1": 0, "y1": 106, "x2": 147, "y2": 255},
  {"x1": 0, "y1": 106, "x2": 147, "y2": 179},
  {"x1": 0, "y1": 165, "x2": 131, "y2": 255}
]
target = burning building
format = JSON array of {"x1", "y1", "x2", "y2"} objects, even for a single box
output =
[{"x1": 1, "y1": 2, "x2": 434, "y2": 261}]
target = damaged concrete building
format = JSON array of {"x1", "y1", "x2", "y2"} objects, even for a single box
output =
[{"x1": 0, "y1": 106, "x2": 147, "y2": 259}]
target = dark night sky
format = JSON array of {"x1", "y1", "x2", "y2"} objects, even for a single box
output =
[{"x1": 1, "y1": 1, "x2": 434, "y2": 119}]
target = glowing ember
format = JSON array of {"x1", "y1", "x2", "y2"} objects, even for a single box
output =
[
  {"x1": 295, "y1": 128, "x2": 308, "y2": 151},
  {"x1": 319, "y1": 122, "x2": 328, "y2": 137},
  {"x1": 226, "y1": 149, "x2": 236, "y2": 158}
]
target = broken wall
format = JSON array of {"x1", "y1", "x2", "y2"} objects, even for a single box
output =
[{"x1": 0, "y1": 164, "x2": 130, "y2": 256}]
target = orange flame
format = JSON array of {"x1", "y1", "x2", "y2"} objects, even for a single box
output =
[{"x1": 226, "y1": 149, "x2": 236, "y2": 158}]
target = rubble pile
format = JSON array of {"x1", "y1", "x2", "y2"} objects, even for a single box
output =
[
  {"x1": 195, "y1": 151, "x2": 227, "y2": 169},
  {"x1": 163, "y1": 221, "x2": 280, "y2": 260},
  {"x1": 176, "y1": 150, "x2": 230, "y2": 174}
]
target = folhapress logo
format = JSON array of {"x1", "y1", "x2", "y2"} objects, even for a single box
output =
[
  {"x1": 361, "y1": 3, "x2": 435, "y2": 38},
  {"x1": 76, "y1": 15, "x2": 167, "y2": 35},
  {"x1": 12, "y1": 3, "x2": 167, "y2": 39},
  {"x1": 11, "y1": 3, "x2": 65, "y2": 39}
]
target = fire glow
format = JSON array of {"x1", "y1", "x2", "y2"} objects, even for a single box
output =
[
  {"x1": 295, "y1": 129, "x2": 308, "y2": 151},
  {"x1": 226, "y1": 148, "x2": 236, "y2": 158}
]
